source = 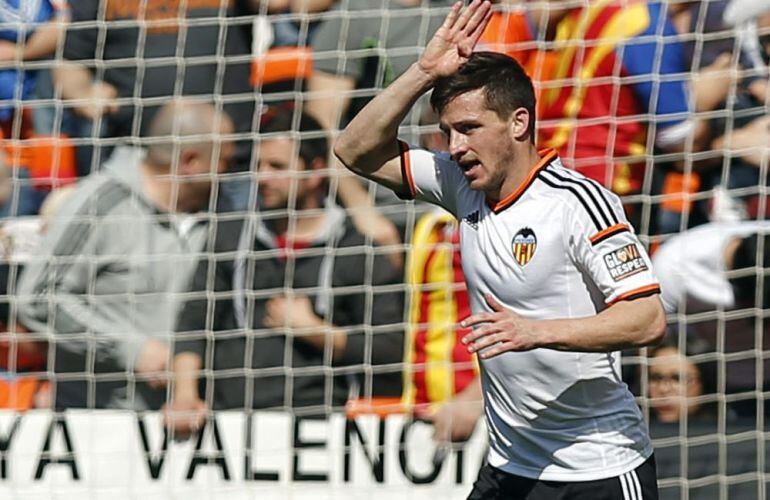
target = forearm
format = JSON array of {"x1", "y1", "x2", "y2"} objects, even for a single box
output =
[
  {"x1": 171, "y1": 352, "x2": 203, "y2": 400},
  {"x1": 23, "y1": 20, "x2": 63, "y2": 60},
  {"x1": 712, "y1": 128, "x2": 766, "y2": 167},
  {"x1": 299, "y1": 323, "x2": 348, "y2": 361},
  {"x1": 455, "y1": 376, "x2": 482, "y2": 403},
  {"x1": 539, "y1": 296, "x2": 666, "y2": 352},
  {"x1": 290, "y1": 0, "x2": 334, "y2": 13},
  {"x1": 335, "y1": 63, "x2": 435, "y2": 174},
  {"x1": 305, "y1": 71, "x2": 355, "y2": 132},
  {"x1": 53, "y1": 61, "x2": 95, "y2": 100}
]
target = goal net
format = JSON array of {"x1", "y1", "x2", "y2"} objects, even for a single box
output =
[{"x1": 0, "y1": 0, "x2": 767, "y2": 498}]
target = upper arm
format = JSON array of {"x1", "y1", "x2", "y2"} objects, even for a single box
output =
[
  {"x1": 335, "y1": 140, "x2": 464, "y2": 215},
  {"x1": 566, "y1": 181, "x2": 660, "y2": 305},
  {"x1": 335, "y1": 139, "x2": 409, "y2": 199}
]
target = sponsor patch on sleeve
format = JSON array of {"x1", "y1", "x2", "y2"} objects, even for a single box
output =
[{"x1": 603, "y1": 243, "x2": 648, "y2": 281}]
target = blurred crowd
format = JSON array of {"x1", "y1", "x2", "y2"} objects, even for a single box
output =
[{"x1": 0, "y1": 0, "x2": 767, "y2": 495}]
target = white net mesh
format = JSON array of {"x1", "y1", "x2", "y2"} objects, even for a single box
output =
[{"x1": 0, "y1": 0, "x2": 766, "y2": 498}]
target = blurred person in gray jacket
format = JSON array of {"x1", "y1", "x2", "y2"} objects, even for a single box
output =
[
  {"x1": 17, "y1": 99, "x2": 234, "y2": 410},
  {"x1": 165, "y1": 109, "x2": 404, "y2": 436}
]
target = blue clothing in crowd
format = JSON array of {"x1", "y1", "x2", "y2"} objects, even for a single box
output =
[{"x1": 0, "y1": 0, "x2": 55, "y2": 122}]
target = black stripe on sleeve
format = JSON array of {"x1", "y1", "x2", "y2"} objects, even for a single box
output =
[
  {"x1": 562, "y1": 169, "x2": 625, "y2": 224},
  {"x1": 538, "y1": 174, "x2": 603, "y2": 231},
  {"x1": 541, "y1": 169, "x2": 617, "y2": 227}
]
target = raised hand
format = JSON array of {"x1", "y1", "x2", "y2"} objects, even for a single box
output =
[{"x1": 418, "y1": 0, "x2": 493, "y2": 79}]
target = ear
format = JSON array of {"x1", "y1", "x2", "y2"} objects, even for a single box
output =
[
  {"x1": 509, "y1": 107, "x2": 532, "y2": 142},
  {"x1": 177, "y1": 148, "x2": 200, "y2": 175},
  {"x1": 305, "y1": 157, "x2": 327, "y2": 190}
]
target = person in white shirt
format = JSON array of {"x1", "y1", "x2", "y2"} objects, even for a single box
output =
[
  {"x1": 334, "y1": 1, "x2": 666, "y2": 498},
  {"x1": 653, "y1": 221, "x2": 770, "y2": 312}
]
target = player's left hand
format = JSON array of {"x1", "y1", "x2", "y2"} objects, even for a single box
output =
[{"x1": 460, "y1": 294, "x2": 540, "y2": 358}]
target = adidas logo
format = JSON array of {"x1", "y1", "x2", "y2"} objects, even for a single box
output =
[{"x1": 463, "y1": 211, "x2": 479, "y2": 230}]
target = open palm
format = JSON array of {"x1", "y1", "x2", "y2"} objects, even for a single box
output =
[{"x1": 418, "y1": 0, "x2": 493, "y2": 79}]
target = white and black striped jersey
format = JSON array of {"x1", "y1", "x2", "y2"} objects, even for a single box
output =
[{"x1": 399, "y1": 144, "x2": 659, "y2": 481}]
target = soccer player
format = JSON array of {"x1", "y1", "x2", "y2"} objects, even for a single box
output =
[{"x1": 334, "y1": 1, "x2": 666, "y2": 498}]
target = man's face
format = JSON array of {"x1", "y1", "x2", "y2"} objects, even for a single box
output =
[
  {"x1": 648, "y1": 347, "x2": 703, "y2": 423},
  {"x1": 257, "y1": 137, "x2": 316, "y2": 210},
  {"x1": 178, "y1": 118, "x2": 234, "y2": 211},
  {"x1": 180, "y1": 120, "x2": 235, "y2": 209},
  {"x1": 439, "y1": 88, "x2": 516, "y2": 195}
]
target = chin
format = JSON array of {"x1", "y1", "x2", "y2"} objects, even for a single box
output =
[
  {"x1": 260, "y1": 199, "x2": 288, "y2": 211},
  {"x1": 467, "y1": 177, "x2": 488, "y2": 191}
]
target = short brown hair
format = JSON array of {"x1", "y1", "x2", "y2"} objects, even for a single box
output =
[{"x1": 430, "y1": 51, "x2": 537, "y2": 142}]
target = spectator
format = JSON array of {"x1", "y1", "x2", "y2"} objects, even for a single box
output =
[
  {"x1": 669, "y1": 0, "x2": 766, "y2": 112},
  {"x1": 0, "y1": 0, "x2": 64, "y2": 134},
  {"x1": 166, "y1": 110, "x2": 404, "y2": 436},
  {"x1": 538, "y1": 0, "x2": 707, "y2": 231},
  {"x1": 402, "y1": 105, "x2": 481, "y2": 444},
  {"x1": 0, "y1": 184, "x2": 76, "y2": 410},
  {"x1": 711, "y1": 114, "x2": 770, "y2": 170},
  {"x1": 405, "y1": 208, "x2": 482, "y2": 444},
  {"x1": 654, "y1": 224, "x2": 770, "y2": 417},
  {"x1": 253, "y1": 0, "x2": 336, "y2": 47},
  {"x1": 0, "y1": 262, "x2": 48, "y2": 410},
  {"x1": 652, "y1": 221, "x2": 770, "y2": 313},
  {"x1": 647, "y1": 336, "x2": 760, "y2": 500},
  {"x1": 0, "y1": 148, "x2": 39, "y2": 218},
  {"x1": 54, "y1": 0, "x2": 253, "y2": 175},
  {"x1": 16, "y1": 99, "x2": 233, "y2": 410},
  {"x1": 707, "y1": 8, "x2": 770, "y2": 217},
  {"x1": 647, "y1": 337, "x2": 718, "y2": 424},
  {"x1": 306, "y1": 0, "x2": 546, "y2": 258},
  {"x1": 306, "y1": 0, "x2": 458, "y2": 250},
  {"x1": 665, "y1": 0, "x2": 768, "y2": 226}
]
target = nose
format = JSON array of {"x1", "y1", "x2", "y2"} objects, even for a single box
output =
[{"x1": 448, "y1": 131, "x2": 468, "y2": 160}]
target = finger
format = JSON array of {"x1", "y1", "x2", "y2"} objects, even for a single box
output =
[
  {"x1": 460, "y1": 312, "x2": 493, "y2": 328},
  {"x1": 478, "y1": 341, "x2": 518, "y2": 359},
  {"x1": 463, "y1": 0, "x2": 492, "y2": 38},
  {"x1": 467, "y1": 331, "x2": 504, "y2": 353},
  {"x1": 148, "y1": 378, "x2": 166, "y2": 390},
  {"x1": 431, "y1": 416, "x2": 449, "y2": 443},
  {"x1": 484, "y1": 293, "x2": 505, "y2": 312},
  {"x1": 442, "y1": 1, "x2": 463, "y2": 31},
  {"x1": 467, "y1": 8, "x2": 494, "y2": 49},
  {"x1": 461, "y1": 323, "x2": 499, "y2": 345},
  {"x1": 266, "y1": 302, "x2": 281, "y2": 317},
  {"x1": 452, "y1": 0, "x2": 482, "y2": 35},
  {"x1": 262, "y1": 315, "x2": 276, "y2": 328}
]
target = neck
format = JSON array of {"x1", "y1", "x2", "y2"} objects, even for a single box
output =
[
  {"x1": 487, "y1": 145, "x2": 543, "y2": 204},
  {"x1": 270, "y1": 196, "x2": 327, "y2": 239},
  {"x1": 140, "y1": 162, "x2": 179, "y2": 213}
]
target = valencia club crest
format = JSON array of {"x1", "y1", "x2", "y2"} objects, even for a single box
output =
[{"x1": 512, "y1": 227, "x2": 537, "y2": 266}]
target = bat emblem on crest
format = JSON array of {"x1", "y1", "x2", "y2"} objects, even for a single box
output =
[{"x1": 512, "y1": 227, "x2": 537, "y2": 266}]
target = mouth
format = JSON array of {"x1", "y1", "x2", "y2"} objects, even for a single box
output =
[{"x1": 460, "y1": 161, "x2": 482, "y2": 176}]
